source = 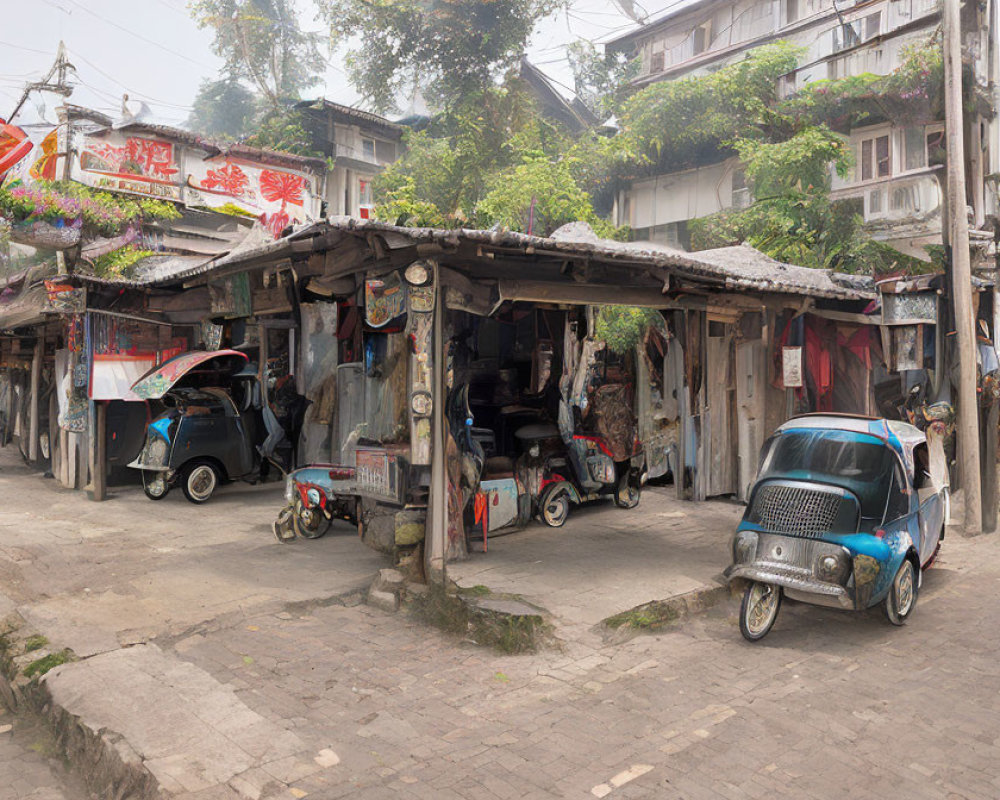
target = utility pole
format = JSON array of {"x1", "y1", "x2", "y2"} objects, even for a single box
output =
[
  {"x1": 943, "y1": 0, "x2": 983, "y2": 533},
  {"x1": 6, "y1": 41, "x2": 75, "y2": 122}
]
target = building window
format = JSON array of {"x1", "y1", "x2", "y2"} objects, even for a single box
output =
[
  {"x1": 784, "y1": 0, "x2": 799, "y2": 25},
  {"x1": 731, "y1": 168, "x2": 752, "y2": 208},
  {"x1": 375, "y1": 140, "x2": 395, "y2": 164},
  {"x1": 358, "y1": 179, "x2": 373, "y2": 219},
  {"x1": 833, "y1": 21, "x2": 862, "y2": 52},
  {"x1": 362, "y1": 138, "x2": 375, "y2": 161},
  {"x1": 864, "y1": 12, "x2": 881, "y2": 39},
  {"x1": 860, "y1": 134, "x2": 890, "y2": 181},
  {"x1": 868, "y1": 188, "x2": 883, "y2": 215},
  {"x1": 926, "y1": 128, "x2": 946, "y2": 167},
  {"x1": 692, "y1": 22, "x2": 711, "y2": 55},
  {"x1": 650, "y1": 50, "x2": 665, "y2": 73},
  {"x1": 902, "y1": 126, "x2": 926, "y2": 171}
]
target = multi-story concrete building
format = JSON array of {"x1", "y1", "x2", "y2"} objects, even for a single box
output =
[
  {"x1": 605, "y1": 0, "x2": 996, "y2": 263},
  {"x1": 296, "y1": 99, "x2": 404, "y2": 220}
]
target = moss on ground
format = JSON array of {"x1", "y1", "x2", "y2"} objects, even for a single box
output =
[
  {"x1": 22, "y1": 650, "x2": 74, "y2": 679},
  {"x1": 23, "y1": 635, "x2": 48, "y2": 653},
  {"x1": 604, "y1": 601, "x2": 681, "y2": 632},
  {"x1": 408, "y1": 583, "x2": 552, "y2": 653}
]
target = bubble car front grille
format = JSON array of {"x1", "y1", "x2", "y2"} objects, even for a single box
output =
[{"x1": 750, "y1": 483, "x2": 843, "y2": 538}]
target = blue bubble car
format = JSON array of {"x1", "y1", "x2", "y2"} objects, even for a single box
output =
[{"x1": 724, "y1": 414, "x2": 947, "y2": 641}]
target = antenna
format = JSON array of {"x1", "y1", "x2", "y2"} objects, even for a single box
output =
[{"x1": 6, "y1": 41, "x2": 76, "y2": 123}]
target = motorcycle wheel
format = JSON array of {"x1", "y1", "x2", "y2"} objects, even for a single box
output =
[
  {"x1": 292, "y1": 500, "x2": 332, "y2": 539},
  {"x1": 182, "y1": 460, "x2": 219, "y2": 504},
  {"x1": 739, "y1": 581, "x2": 781, "y2": 642},
  {"x1": 614, "y1": 473, "x2": 640, "y2": 509},
  {"x1": 143, "y1": 470, "x2": 170, "y2": 501},
  {"x1": 884, "y1": 559, "x2": 918, "y2": 626},
  {"x1": 539, "y1": 486, "x2": 570, "y2": 528}
]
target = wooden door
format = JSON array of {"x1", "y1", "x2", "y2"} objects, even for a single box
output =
[{"x1": 706, "y1": 322, "x2": 736, "y2": 496}]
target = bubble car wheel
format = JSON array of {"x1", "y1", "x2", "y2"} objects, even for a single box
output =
[
  {"x1": 182, "y1": 461, "x2": 219, "y2": 504},
  {"x1": 885, "y1": 559, "x2": 917, "y2": 626},
  {"x1": 143, "y1": 470, "x2": 169, "y2": 501},
  {"x1": 740, "y1": 581, "x2": 781, "y2": 642}
]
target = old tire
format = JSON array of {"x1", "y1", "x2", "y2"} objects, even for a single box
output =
[
  {"x1": 182, "y1": 460, "x2": 219, "y2": 504},
  {"x1": 539, "y1": 486, "x2": 570, "y2": 528},
  {"x1": 292, "y1": 500, "x2": 332, "y2": 539},
  {"x1": 885, "y1": 559, "x2": 918, "y2": 626},
  {"x1": 143, "y1": 471, "x2": 170, "y2": 501},
  {"x1": 614, "y1": 472, "x2": 640, "y2": 509},
  {"x1": 740, "y1": 581, "x2": 781, "y2": 642}
]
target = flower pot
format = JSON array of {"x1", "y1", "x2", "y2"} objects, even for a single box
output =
[{"x1": 9, "y1": 219, "x2": 82, "y2": 250}]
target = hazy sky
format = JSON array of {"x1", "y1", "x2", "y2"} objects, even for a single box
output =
[{"x1": 0, "y1": 0, "x2": 666, "y2": 128}]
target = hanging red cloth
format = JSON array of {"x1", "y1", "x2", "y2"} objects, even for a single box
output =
[{"x1": 804, "y1": 319, "x2": 834, "y2": 411}]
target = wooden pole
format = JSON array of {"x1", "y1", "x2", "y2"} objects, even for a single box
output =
[
  {"x1": 89, "y1": 401, "x2": 107, "y2": 501},
  {"x1": 943, "y1": 0, "x2": 982, "y2": 533},
  {"x1": 27, "y1": 336, "x2": 41, "y2": 464},
  {"x1": 426, "y1": 262, "x2": 447, "y2": 583}
]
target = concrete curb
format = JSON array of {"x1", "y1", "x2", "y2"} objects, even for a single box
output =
[
  {"x1": 598, "y1": 580, "x2": 736, "y2": 643},
  {"x1": 0, "y1": 575, "x2": 379, "y2": 800},
  {"x1": 0, "y1": 616, "x2": 159, "y2": 800}
]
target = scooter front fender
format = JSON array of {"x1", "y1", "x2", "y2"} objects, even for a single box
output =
[{"x1": 542, "y1": 479, "x2": 581, "y2": 505}]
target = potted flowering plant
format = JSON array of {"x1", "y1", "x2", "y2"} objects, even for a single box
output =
[{"x1": 0, "y1": 185, "x2": 83, "y2": 249}]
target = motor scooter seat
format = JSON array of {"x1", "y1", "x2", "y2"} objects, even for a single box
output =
[
  {"x1": 484, "y1": 456, "x2": 515, "y2": 478},
  {"x1": 514, "y1": 422, "x2": 559, "y2": 441}
]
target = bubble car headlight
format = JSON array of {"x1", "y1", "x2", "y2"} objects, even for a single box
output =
[
  {"x1": 814, "y1": 551, "x2": 849, "y2": 583},
  {"x1": 733, "y1": 531, "x2": 758, "y2": 562},
  {"x1": 306, "y1": 487, "x2": 322, "y2": 507}
]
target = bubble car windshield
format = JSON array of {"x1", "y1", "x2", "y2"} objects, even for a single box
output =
[{"x1": 757, "y1": 429, "x2": 897, "y2": 520}]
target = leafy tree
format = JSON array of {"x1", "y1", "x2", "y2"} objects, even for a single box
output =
[
  {"x1": 243, "y1": 108, "x2": 324, "y2": 156},
  {"x1": 315, "y1": 0, "x2": 566, "y2": 113},
  {"x1": 187, "y1": 75, "x2": 259, "y2": 138},
  {"x1": 566, "y1": 40, "x2": 638, "y2": 120},
  {"x1": 190, "y1": 0, "x2": 327, "y2": 110},
  {"x1": 476, "y1": 155, "x2": 615, "y2": 236},
  {"x1": 372, "y1": 79, "x2": 579, "y2": 229}
]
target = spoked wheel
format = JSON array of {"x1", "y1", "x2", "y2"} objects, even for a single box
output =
[
  {"x1": 885, "y1": 559, "x2": 918, "y2": 626},
  {"x1": 740, "y1": 581, "x2": 782, "y2": 642},
  {"x1": 182, "y1": 460, "x2": 219, "y2": 504},
  {"x1": 143, "y1": 470, "x2": 170, "y2": 501},
  {"x1": 539, "y1": 486, "x2": 570, "y2": 528},
  {"x1": 292, "y1": 499, "x2": 332, "y2": 539},
  {"x1": 614, "y1": 472, "x2": 640, "y2": 509}
]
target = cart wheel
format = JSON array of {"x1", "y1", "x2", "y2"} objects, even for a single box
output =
[
  {"x1": 143, "y1": 470, "x2": 170, "y2": 501},
  {"x1": 614, "y1": 472, "x2": 640, "y2": 509},
  {"x1": 182, "y1": 460, "x2": 219, "y2": 504},
  {"x1": 539, "y1": 486, "x2": 570, "y2": 528},
  {"x1": 885, "y1": 559, "x2": 918, "y2": 626},
  {"x1": 293, "y1": 500, "x2": 332, "y2": 539},
  {"x1": 739, "y1": 581, "x2": 781, "y2": 642}
]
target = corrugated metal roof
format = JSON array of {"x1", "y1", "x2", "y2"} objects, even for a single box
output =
[{"x1": 163, "y1": 218, "x2": 873, "y2": 300}]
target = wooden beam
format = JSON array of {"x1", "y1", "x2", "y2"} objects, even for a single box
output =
[
  {"x1": 27, "y1": 336, "x2": 41, "y2": 463},
  {"x1": 89, "y1": 401, "x2": 107, "y2": 502}
]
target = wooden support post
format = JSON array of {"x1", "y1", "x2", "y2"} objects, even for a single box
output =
[
  {"x1": 943, "y1": 0, "x2": 982, "y2": 533},
  {"x1": 27, "y1": 336, "x2": 41, "y2": 464},
  {"x1": 89, "y1": 401, "x2": 107, "y2": 501},
  {"x1": 426, "y1": 262, "x2": 447, "y2": 583}
]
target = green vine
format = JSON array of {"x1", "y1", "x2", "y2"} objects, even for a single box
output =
[
  {"x1": 90, "y1": 246, "x2": 155, "y2": 279},
  {"x1": 595, "y1": 306, "x2": 662, "y2": 354}
]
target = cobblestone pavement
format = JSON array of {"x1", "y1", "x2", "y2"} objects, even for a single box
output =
[
  {"x1": 2, "y1": 446, "x2": 1000, "y2": 799},
  {"x1": 168, "y1": 532, "x2": 1000, "y2": 800},
  {"x1": 0, "y1": 707, "x2": 87, "y2": 800}
]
